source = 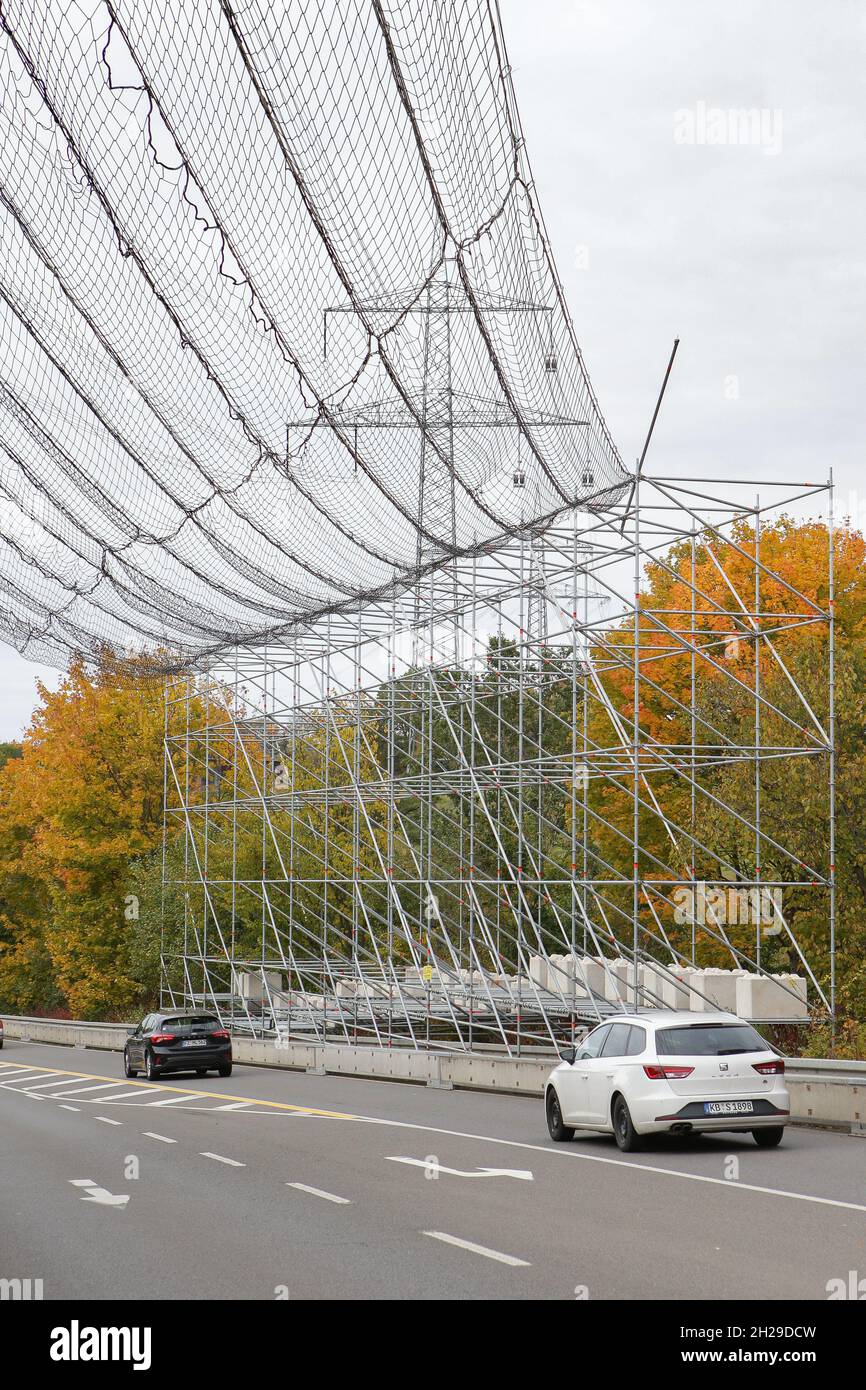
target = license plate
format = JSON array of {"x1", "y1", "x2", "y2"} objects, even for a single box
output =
[
  {"x1": 704, "y1": 1100, "x2": 753, "y2": 1115},
  {"x1": 182, "y1": 1038, "x2": 207, "y2": 1047}
]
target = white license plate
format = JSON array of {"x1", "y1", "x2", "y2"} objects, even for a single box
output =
[
  {"x1": 704, "y1": 1100, "x2": 753, "y2": 1115},
  {"x1": 182, "y1": 1038, "x2": 207, "y2": 1047}
]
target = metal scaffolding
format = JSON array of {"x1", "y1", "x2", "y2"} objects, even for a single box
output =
[
  {"x1": 0, "y1": 1, "x2": 834, "y2": 1053},
  {"x1": 161, "y1": 469, "x2": 836, "y2": 1052}
]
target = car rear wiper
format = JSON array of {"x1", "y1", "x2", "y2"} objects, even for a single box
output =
[{"x1": 716, "y1": 1048, "x2": 751, "y2": 1055}]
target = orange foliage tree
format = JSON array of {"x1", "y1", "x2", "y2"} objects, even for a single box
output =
[
  {"x1": 584, "y1": 518, "x2": 866, "y2": 1025},
  {"x1": 0, "y1": 657, "x2": 191, "y2": 1017}
]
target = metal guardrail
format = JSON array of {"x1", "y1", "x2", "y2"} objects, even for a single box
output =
[
  {"x1": 3, "y1": 1016, "x2": 123, "y2": 1031},
  {"x1": 786, "y1": 1057, "x2": 866, "y2": 1078},
  {"x1": 0, "y1": 1014, "x2": 556, "y2": 1052},
  {"x1": 2, "y1": 1014, "x2": 864, "y2": 1069},
  {"x1": 1, "y1": 1015, "x2": 863, "y2": 1128}
]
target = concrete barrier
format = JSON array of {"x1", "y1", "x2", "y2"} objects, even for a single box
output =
[
  {"x1": 2, "y1": 1014, "x2": 863, "y2": 1128},
  {"x1": 0, "y1": 1014, "x2": 551, "y2": 1097},
  {"x1": 659, "y1": 964, "x2": 694, "y2": 1010},
  {"x1": 785, "y1": 1058, "x2": 866, "y2": 1133},
  {"x1": 689, "y1": 968, "x2": 744, "y2": 1013},
  {"x1": 2, "y1": 1017, "x2": 128, "y2": 1050},
  {"x1": 736, "y1": 971, "x2": 810, "y2": 1021},
  {"x1": 528, "y1": 955, "x2": 550, "y2": 992}
]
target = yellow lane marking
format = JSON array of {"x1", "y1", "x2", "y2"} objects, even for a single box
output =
[
  {"x1": 0, "y1": 1059, "x2": 358, "y2": 1122},
  {"x1": 3, "y1": 1065, "x2": 866, "y2": 1218}
]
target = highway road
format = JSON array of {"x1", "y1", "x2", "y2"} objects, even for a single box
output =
[{"x1": 2, "y1": 1039, "x2": 865, "y2": 1300}]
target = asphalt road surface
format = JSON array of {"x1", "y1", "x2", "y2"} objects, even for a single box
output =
[{"x1": 2, "y1": 1039, "x2": 865, "y2": 1300}]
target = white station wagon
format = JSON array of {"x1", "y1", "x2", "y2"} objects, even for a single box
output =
[{"x1": 545, "y1": 1010, "x2": 789, "y2": 1152}]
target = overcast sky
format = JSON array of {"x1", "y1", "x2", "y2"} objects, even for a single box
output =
[{"x1": 1, "y1": 0, "x2": 863, "y2": 740}]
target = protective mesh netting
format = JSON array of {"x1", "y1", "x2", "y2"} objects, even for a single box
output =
[{"x1": 0, "y1": 0, "x2": 625, "y2": 667}]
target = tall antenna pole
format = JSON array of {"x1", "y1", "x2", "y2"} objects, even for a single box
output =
[{"x1": 620, "y1": 338, "x2": 680, "y2": 532}]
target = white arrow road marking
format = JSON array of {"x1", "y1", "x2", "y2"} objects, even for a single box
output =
[
  {"x1": 200, "y1": 1152, "x2": 245, "y2": 1167},
  {"x1": 20, "y1": 1059, "x2": 866, "y2": 1221},
  {"x1": 387, "y1": 1156, "x2": 533, "y2": 1181},
  {"x1": 81, "y1": 1188, "x2": 130, "y2": 1208},
  {"x1": 69, "y1": 1179, "x2": 130, "y2": 1208},
  {"x1": 286, "y1": 1182, "x2": 350, "y2": 1204},
  {"x1": 423, "y1": 1231, "x2": 530, "y2": 1267}
]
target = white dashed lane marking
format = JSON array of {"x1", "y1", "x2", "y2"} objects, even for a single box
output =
[
  {"x1": 286, "y1": 1182, "x2": 351, "y2": 1204},
  {"x1": 422, "y1": 1231, "x2": 530, "y2": 1267},
  {"x1": 13, "y1": 1059, "x2": 863, "y2": 1220},
  {"x1": 143, "y1": 1132, "x2": 176, "y2": 1144},
  {"x1": 200, "y1": 1152, "x2": 245, "y2": 1167}
]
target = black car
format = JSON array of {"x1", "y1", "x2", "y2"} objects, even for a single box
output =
[{"x1": 124, "y1": 1011, "x2": 232, "y2": 1080}]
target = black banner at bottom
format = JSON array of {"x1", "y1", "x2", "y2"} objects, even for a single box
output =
[{"x1": 5, "y1": 1297, "x2": 862, "y2": 1378}]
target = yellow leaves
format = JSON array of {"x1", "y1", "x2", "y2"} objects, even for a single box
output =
[{"x1": 0, "y1": 660, "x2": 200, "y2": 1017}]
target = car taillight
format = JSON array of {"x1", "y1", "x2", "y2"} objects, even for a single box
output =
[
  {"x1": 643, "y1": 1064, "x2": 694, "y2": 1080},
  {"x1": 212, "y1": 1030, "x2": 230, "y2": 1041},
  {"x1": 150, "y1": 1033, "x2": 176, "y2": 1044},
  {"x1": 752, "y1": 1059, "x2": 785, "y2": 1074}
]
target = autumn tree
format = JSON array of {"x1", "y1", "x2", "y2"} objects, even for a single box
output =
[
  {"x1": 0, "y1": 657, "x2": 201, "y2": 1017},
  {"x1": 587, "y1": 518, "x2": 864, "y2": 1027}
]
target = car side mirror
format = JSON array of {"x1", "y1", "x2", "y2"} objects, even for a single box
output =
[
  {"x1": 127, "y1": 1027, "x2": 137, "y2": 1036},
  {"x1": 559, "y1": 1046, "x2": 576, "y2": 1065}
]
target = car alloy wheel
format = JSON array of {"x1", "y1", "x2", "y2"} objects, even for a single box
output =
[
  {"x1": 546, "y1": 1087, "x2": 574, "y2": 1142},
  {"x1": 613, "y1": 1095, "x2": 642, "y2": 1152}
]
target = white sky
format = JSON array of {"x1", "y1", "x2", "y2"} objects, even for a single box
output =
[{"x1": 0, "y1": 0, "x2": 863, "y2": 740}]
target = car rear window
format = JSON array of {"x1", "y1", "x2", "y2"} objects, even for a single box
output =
[
  {"x1": 162, "y1": 1016, "x2": 222, "y2": 1033},
  {"x1": 656, "y1": 1023, "x2": 767, "y2": 1056}
]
